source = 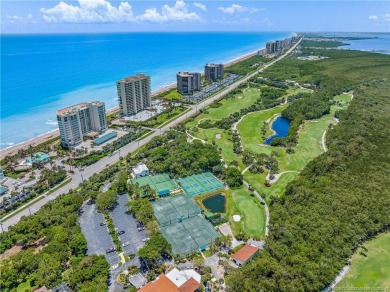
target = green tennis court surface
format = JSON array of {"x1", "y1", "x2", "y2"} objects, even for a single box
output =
[
  {"x1": 131, "y1": 174, "x2": 178, "y2": 196},
  {"x1": 176, "y1": 172, "x2": 225, "y2": 197},
  {"x1": 152, "y1": 194, "x2": 220, "y2": 254}
]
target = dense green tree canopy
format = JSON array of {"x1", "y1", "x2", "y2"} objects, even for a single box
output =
[{"x1": 226, "y1": 43, "x2": 390, "y2": 291}]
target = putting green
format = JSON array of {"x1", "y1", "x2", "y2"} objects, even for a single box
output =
[{"x1": 226, "y1": 187, "x2": 265, "y2": 239}]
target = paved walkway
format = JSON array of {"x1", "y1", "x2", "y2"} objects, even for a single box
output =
[
  {"x1": 265, "y1": 170, "x2": 300, "y2": 184},
  {"x1": 322, "y1": 130, "x2": 328, "y2": 152}
]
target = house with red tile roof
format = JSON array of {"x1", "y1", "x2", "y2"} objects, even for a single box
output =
[
  {"x1": 231, "y1": 244, "x2": 260, "y2": 266},
  {"x1": 138, "y1": 268, "x2": 201, "y2": 292}
]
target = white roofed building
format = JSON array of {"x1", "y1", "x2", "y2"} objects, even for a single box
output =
[{"x1": 132, "y1": 163, "x2": 149, "y2": 178}]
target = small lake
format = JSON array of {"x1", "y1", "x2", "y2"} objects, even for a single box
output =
[
  {"x1": 264, "y1": 116, "x2": 291, "y2": 145},
  {"x1": 202, "y1": 194, "x2": 226, "y2": 213}
]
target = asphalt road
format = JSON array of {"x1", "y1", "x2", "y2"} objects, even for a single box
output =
[{"x1": 0, "y1": 38, "x2": 302, "y2": 232}]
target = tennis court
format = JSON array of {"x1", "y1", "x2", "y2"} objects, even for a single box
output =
[
  {"x1": 176, "y1": 172, "x2": 225, "y2": 197},
  {"x1": 152, "y1": 194, "x2": 220, "y2": 254},
  {"x1": 132, "y1": 174, "x2": 178, "y2": 196}
]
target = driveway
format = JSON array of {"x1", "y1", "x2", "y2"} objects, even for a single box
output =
[
  {"x1": 79, "y1": 203, "x2": 119, "y2": 268},
  {"x1": 110, "y1": 194, "x2": 148, "y2": 256}
]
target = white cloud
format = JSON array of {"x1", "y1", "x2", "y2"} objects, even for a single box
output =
[
  {"x1": 40, "y1": 0, "x2": 135, "y2": 23},
  {"x1": 193, "y1": 2, "x2": 207, "y2": 12},
  {"x1": 5, "y1": 14, "x2": 34, "y2": 24},
  {"x1": 39, "y1": 0, "x2": 201, "y2": 23},
  {"x1": 368, "y1": 15, "x2": 379, "y2": 22},
  {"x1": 218, "y1": 4, "x2": 260, "y2": 15},
  {"x1": 138, "y1": 1, "x2": 201, "y2": 23},
  {"x1": 368, "y1": 14, "x2": 390, "y2": 23}
]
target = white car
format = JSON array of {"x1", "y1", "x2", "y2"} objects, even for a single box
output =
[
  {"x1": 142, "y1": 238, "x2": 150, "y2": 242},
  {"x1": 122, "y1": 241, "x2": 130, "y2": 247}
]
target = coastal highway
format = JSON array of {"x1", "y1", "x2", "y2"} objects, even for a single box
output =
[{"x1": 0, "y1": 38, "x2": 302, "y2": 232}]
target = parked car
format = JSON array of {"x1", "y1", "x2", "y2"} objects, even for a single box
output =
[
  {"x1": 122, "y1": 241, "x2": 130, "y2": 247},
  {"x1": 106, "y1": 247, "x2": 116, "y2": 253},
  {"x1": 138, "y1": 227, "x2": 145, "y2": 231},
  {"x1": 142, "y1": 237, "x2": 150, "y2": 242},
  {"x1": 118, "y1": 230, "x2": 125, "y2": 235},
  {"x1": 100, "y1": 222, "x2": 106, "y2": 226}
]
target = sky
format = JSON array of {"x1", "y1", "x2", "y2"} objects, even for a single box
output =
[{"x1": 1, "y1": 0, "x2": 390, "y2": 34}]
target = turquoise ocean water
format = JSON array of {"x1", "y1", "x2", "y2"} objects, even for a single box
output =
[{"x1": 1, "y1": 32, "x2": 290, "y2": 149}]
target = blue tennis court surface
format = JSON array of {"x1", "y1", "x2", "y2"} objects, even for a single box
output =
[{"x1": 175, "y1": 172, "x2": 225, "y2": 197}]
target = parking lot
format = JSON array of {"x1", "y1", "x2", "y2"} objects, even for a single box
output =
[
  {"x1": 182, "y1": 74, "x2": 241, "y2": 103},
  {"x1": 79, "y1": 203, "x2": 119, "y2": 267},
  {"x1": 109, "y1": 194, "x2": 148, "y2": 256}
]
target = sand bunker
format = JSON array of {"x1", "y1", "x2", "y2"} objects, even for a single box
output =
[
  {"x1": 216, "y1": 134, "x2": 221, "y2": 139},
  {"x1": 233, "y1": 215, "x2": 241, "y2": 222}
]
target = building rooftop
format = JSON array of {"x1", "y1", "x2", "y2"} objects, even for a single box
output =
[
  {"x1": 177, "y1": 72, "x2": 200, "y2": 77},
  {"x1": 231, "y1": 244, "x2": 260, "y2": 262},
  {"x1": 118, "y1": 74, "x2": 150, "y2": 83},
  {"x1": 205, "y1": 63, "x2": 223, "y2": 67},
  {"x1": 132, "y1": 163, "x2": 149, "y2": 175},
  {"x1": 138, "y1": 274, "x2": 178, "y2": 292},
  {"x1": 178, "y1": 277, "x2": 201, "y2": 292},
  {"x1": 57, "y1": 101, "x2": 103, "y2": 116},
  {"x1": 57, "y1": 103, "x2": 88, "y2": 116},
  {"x1": 138, "y1": 269, "x2": 201, "y2": 292},
  {"x1": 51, "y1": 283, "x2": 71, "y2": 292},
  {"x1": 166, "y1": 268, "x2": 201, "y2": 288},
  {"x1": 91, "y1": 101, "x2": 104, "y2": 106}
]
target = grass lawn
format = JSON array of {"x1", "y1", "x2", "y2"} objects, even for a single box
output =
[
  {"x1": 239, "y1": 111, "x2": 334, "y2": 173},
  {"x1": 161, "y1": 89, "x2": 183, "y2": 100},
  {"x1": 331, "y1": 93, "x2": 352, "y2": 115},
  {"x1": 16, "y1": 280, "x2": 32, "y2": 292},
  {"x1": 244, "y1": 171, "x2": 299, "y2": 203},
  {"x1": 142, "y1": 107, "x2": 186, "y2": 128},
  {"x1": 337, "y1": 232, "x2": 390, "y2": 289},
  {"x1": 226, "y1": 186, "x2": 265, "y2": 239},
  {"x1": 186, "y1": 88, "x2": 260, "y2": 128},
  {"x1": 238, "y1": 108, "x2": 335, "y2": 201},
  {"x1": 189, "y1": 127, "x2": 245, "y2": 169}
]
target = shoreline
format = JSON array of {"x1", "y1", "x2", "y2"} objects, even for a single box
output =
[{"x1": 0, "y1": 48, "x2": 260, "y2": 159}]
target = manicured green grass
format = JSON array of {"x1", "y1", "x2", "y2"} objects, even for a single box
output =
[
  {"x1": 237, "y1": 105, "x2": 286, "y2": 148},
  {"x1": 190, "y1": 127, "x2": 245, "y2": 169},
  {"x1": 244, "y1": 171, "x2": 299, "y2": 203},
  {"x1": 161, "y1": 90, "x2": 183, "y2": 100},
  {"x1": 142, "y1": 107, "x2": 186, "y2": 127},
  {"x1": 331, "y1": 93, "x2": 352, "y2": 115},
  {"x1": 226, "y1": 186, "x2": 265, "y2": 239},
  {"x1": 16, "y1": 280, "x2": 31, "y2": 292},
  {"x1": 186, "y1": 88, "x2": 260, "y2": 128},
  {"x1": 337, "y1": 232, "x2": 390, "y2": 289},
  {"x1": 238, "y1": 108, "x2": 335, "y2": 201}
]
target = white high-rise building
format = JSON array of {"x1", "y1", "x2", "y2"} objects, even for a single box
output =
[
  {"x1": 57, "y1": 101, "x2": 107, "y2": 148},
  {"x1": 117, "y1": 74, "x2": 151, "y2": 116}
]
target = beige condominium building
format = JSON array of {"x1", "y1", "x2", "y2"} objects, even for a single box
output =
[
  {"x1": 204, "y1": 63, "x2": 224, "y2": 82},
  {"x1": 177, "y1": 72, "x2": 201, "y2": 95},
  {"x1": 117, "y1": 74, "x2": 151, "y2": 116},
  {"x1": 57, "y1": 101, "x2": 107, "y2": 148}
]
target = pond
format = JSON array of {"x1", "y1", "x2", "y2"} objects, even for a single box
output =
[
  {"x1": 264, "y1": 116, "x2": 291, "y2": 145},
  {"x1": 202, "y1": 194, "x2": 226, "y2": 213}
]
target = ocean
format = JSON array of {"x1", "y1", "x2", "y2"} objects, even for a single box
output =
[{"x1": 1, "y1": 32, "x2": 291, "y2": 149}]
